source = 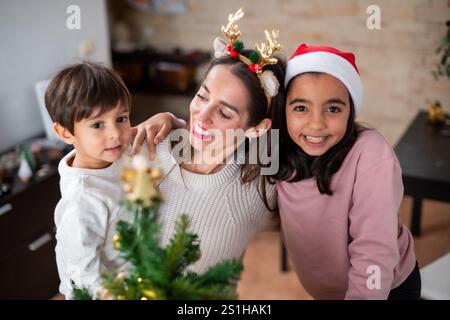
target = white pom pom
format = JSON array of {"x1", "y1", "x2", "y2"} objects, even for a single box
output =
[
  {"x1": 213, "y1": 37, "x2": 227, "y2": 59},
  {"x1": 132, "y1": 154, "x2": 149, "y2": 171},
  {"x1": 258, "y1": 70, "x2": 279, "y2": 97}
]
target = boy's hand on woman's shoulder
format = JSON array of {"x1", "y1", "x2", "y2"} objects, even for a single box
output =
[{"x1": 131, "y1": 112, "x2": 186, "y2": 160}]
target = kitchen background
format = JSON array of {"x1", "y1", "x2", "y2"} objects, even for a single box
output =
[{"x1": 0, "y1": 0, "x2": 449, "y2": 299}]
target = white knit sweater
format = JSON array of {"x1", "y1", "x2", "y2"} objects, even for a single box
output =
[
  {"x1": 155, "y1": 135, "x2": 278, "y2": 274},
  {"x1": 54, "y1": 149, "x2": 131, "y2": 299}
]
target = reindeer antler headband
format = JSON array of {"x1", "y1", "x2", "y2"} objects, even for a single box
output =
[{"x1": 214, "y1": 8, "x2": 282, "y2": 109}]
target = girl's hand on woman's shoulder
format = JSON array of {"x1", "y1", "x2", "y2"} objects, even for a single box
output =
[{"x1": 131, "y1": 112, "x2": 186, "y2": 160}]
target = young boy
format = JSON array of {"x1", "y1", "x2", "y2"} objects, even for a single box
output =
[{"x1": 45, "y1": 62, "x2": 133, "y2": 299}]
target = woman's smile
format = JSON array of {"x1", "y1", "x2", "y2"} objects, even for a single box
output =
[{"x1": 192, "y1": 121, "x2": 213, "y2": 141}]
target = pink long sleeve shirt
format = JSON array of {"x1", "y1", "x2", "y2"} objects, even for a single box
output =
[{"x1": 277, "y1": 130, "x2": 416, "y2": 299}]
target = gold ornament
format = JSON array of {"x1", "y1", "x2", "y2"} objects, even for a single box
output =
[
  {"x1": 122, "y1": 167, "x2": 136, "y2": 193},
  {"x1": 122, "y1": 167, "x2": 136, "y2": 182},
  {"x1": 122, "y1": 155, "x2": 163, "y2": 206},
  {"x1": 126, "y1": 170, "x2": 159, "y2": 206},
  {"x1": 100, "y1": 289, "x2": 111, "y2": 300},
  {"x1": 427, "y1": 101, "x2": 446, "y2": 125},
  {"x1": 112, "y1": 234, "x2": 121, "y2": 250},
  {"x1": 150, "y1": 168, "x2": 162, "y2": 180},
  {"x1": 116, "y1": 295, "x2": 126, "y2": 300},
  {"x1": 142, "y1": 289, "x2": 157, "y2": 299},
  {"x1": 116, "y1": 272, "x2": 126, "y2": 283}
]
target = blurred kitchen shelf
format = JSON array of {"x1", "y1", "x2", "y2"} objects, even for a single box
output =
[
  {"x1": 126, "y1": 81, "x2": 200, "y2": 97},
  {"x1": 112, "y1": 48, "x2": 211, "y2": 97},
  {"x1": 0, "y1": 134, "x2": 68, "y2": 299},
  {"x1": 112, "y1": 48, "x2": 211, "y2": 65}
]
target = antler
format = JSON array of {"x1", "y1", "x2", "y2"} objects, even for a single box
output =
[
  {"x1": 221, "y1": 8, "x2": 244, "y2": 43},
  {"x1": 255, "y1": 29, "x2": 282, "y2": 66}
]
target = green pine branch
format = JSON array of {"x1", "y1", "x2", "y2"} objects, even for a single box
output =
[
  {"x1": 169, "y1": 278, "x2": 238, "y2": 300},
  {"x1": 165, "y1": 214, "x2": 201, "y2": 279},
  {"x1": 72, "y1": 287, "x2": 93, "y2": 300},
  {"x1": 185, "y1": 260, "x2": 243, "y2": 287},
  {"x1": 73, "y1": 184, "x2": 243, "y2": 300}
]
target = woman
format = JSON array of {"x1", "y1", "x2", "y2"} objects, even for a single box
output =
[{"x1": 131, "y1": 11, "x2": 285, "y2": 274}]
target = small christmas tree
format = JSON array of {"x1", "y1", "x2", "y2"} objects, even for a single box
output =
[{"x1": 73, "y1": 155, "x2": 243, "y2": 300}]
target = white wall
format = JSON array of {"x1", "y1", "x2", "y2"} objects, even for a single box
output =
[{"x1": 0, "y1": 0, "x2": 111, "y2": 152}]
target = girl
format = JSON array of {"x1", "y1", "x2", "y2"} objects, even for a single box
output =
[{"x1": 274, "y1": 44, "x2": 420, "y2": 299}]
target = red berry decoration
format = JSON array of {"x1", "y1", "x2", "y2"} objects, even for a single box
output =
[
  {"x1": 249, "y1": 64, "x2": 262, "y2": 74},
  {"x1": 230, "y1": 50, "x2": 239, "y2": 59},
  {"x1": 226, "y1": 44, "x2": 239, "y2": 59}
]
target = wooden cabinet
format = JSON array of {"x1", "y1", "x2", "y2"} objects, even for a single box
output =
[{"x1": 0, "y1": 169, "x2": 60, "y2": 299}]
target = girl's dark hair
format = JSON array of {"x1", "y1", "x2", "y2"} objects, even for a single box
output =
[
  {"x1": 272, "y1": 73, "x2": 366, "y2": 195},
  {"x1": 193, "y1": 51, "x2": 285, "y2": 211}
]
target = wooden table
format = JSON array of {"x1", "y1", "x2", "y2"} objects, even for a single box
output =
[{"x1": 394, "y1": 111, "x2": 450, "y2": 236}]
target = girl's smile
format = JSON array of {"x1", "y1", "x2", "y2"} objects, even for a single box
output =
[{"x1": 302, "y1": 135, "x2": 330, "y2": 147}]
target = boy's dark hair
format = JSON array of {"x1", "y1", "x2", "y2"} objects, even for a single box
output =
[
  {"x1": 272, "y1": 72, "x2": 367, "y2": 195},
  {"x1": 45, "y1": 62, "x2": 131, "y2": 134}
]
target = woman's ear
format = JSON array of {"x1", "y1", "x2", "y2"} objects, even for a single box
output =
[
  {"x1": 245, "y1": 118, "x2": 272, "y2": 139},
  {"x1": 53, "y1": 123, "x2": 75, "y2": 145}
]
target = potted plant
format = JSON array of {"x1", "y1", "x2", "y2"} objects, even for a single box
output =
[{"x1": 428, "y1": 20, "x2": 450, "y2": 129}]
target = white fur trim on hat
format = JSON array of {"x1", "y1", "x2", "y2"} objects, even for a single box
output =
[{"x1": 285, "y1": 51, "x2": 363, "y2": 114}]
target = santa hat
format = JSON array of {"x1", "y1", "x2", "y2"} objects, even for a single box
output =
[{"x1": 285, "y1": 44, "x2": 363, "y2": 114}]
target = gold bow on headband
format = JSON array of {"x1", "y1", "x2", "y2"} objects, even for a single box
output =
[{"x1": 214, "y1": 8, "x2": 282, "y2": 106}]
